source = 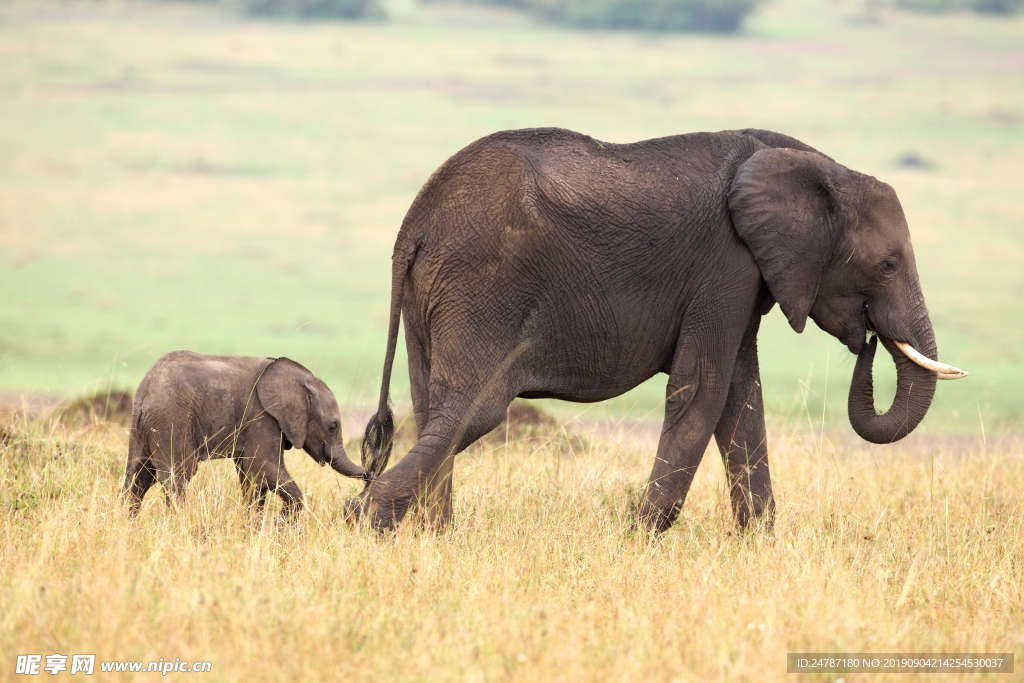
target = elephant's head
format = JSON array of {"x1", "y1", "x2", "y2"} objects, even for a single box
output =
[
  {"x1": 256, "y1": 358, "x2": 370, "y2": 480},
  {"x1": 728, "y1": 147, "x2": 966, "y2": 444}
]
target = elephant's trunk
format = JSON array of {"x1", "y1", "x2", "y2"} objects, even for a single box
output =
[
  {"x1": 847, "y1": 328, "x2": 938, "y2": 444},
  {"x1": 328, "y1": 443, "x2": 372, "y2": 481}
]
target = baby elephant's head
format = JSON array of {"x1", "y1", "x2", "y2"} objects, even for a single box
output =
[{"x1": 256, "y1": 358, "x2": 370, "y2": 481}]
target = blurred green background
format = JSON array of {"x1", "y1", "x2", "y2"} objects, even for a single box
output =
[{"x1": 0, "y1": 0, "x2": 1021, "y2": 432}]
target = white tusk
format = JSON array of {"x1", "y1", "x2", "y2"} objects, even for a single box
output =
[
  {"x1": 936, "y1": 371, "x2": 965, "y2": 380},
  {"x1": 893, "y1": 340, "x2": 968, "y2": 380}
]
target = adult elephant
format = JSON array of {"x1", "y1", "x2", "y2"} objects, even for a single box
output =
[{"x1": 351, "y1": 127, "x2": 966, "y2": 532}]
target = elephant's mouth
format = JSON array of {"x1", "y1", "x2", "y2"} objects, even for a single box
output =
[
  {"x1": 811, "y1": 299, "x2": 870, "y2": 355},
  {"x1": 842, "y1": 327, "x2": 869, "y2": 355}
]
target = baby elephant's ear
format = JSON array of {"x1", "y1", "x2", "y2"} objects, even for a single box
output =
[
  {"x1": 256, "y1": 358, "x2": 313, "y2": 450},
  {"x1": 728, "y1": 148, "x2": 857, "y2": 333}
]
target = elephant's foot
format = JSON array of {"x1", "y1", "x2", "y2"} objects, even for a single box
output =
[
  {"x1": 633, "y1": 498, "x2": 678, "y2": 535},
  {"x1": 122, "y1": 495, "x2": 144, "y2": 519},
  {"x1": 416, "y1": 508, "x2": 454, "y2": 533},
  {"x1": 342, "y1": 496, "x2": 367, "y2": 524},
  {"x1": 274, "y1": 511, "x2": 304, "y2": 531},
  {"x1": 731, "y1": 493, "x2": 775, "y2": 533},
  {"x1": 343, "y1": 492, "x2": 406, "y2": 533},
  {"x1": 278, "y1": 498, "x2": 304, "y2": 522}
]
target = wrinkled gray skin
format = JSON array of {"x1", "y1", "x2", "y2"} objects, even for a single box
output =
[
  {"x1": 123, "y1": 351, "x2": 368, "y2": 517},
  {"x1": 353, "y1": 127, "x2": 945, "y2": 533}
]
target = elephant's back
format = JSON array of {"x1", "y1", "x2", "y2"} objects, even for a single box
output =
[
  {"x1": 392, "y1": 129, "x2": 762, "y2": 307},
  {"x1": 396, "y1": 127, "x2": 757, "y2": 252},
  {"x1": 397, "y1": 127, "x2": 826, "y2": 241},
  {"x1": 135, "y1": 351, "x2": 270, "y2": 417},
  {"x1": 393, "y1": 129, "x2": 566, "y2": 246}
]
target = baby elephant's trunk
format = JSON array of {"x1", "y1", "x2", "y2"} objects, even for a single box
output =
[{"x1": 328, "y1": 443, "x2": 372, "y2": 481}]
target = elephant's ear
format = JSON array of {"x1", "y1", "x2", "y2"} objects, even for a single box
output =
[
  {"x1": 728, "y1": 148, "x2": 856, "y2": 333},
  {"x1": 255, "y1": 358, "x2": 313, "y2": 450}
]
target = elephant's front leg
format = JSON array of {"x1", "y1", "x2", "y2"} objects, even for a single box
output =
[
  {"x1": 239, "y1": 444, "x2": 304, "y2": 517},
  {"x1": 269, "y1": 466, "x2": 303, "y2": 518},
  {"x1": 235, "y1": 458, "x2": 270, "y2": 513},
  {"x1": 713, "y1": 312, "x2": 774, "y2": 530},
  {"x1": 636, "y1": 335, "x2": 737, "y2": 533}
]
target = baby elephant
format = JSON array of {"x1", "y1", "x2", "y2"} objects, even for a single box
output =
[{"x1": 123, "y1": 350, "x2": 369, "y2": 517}]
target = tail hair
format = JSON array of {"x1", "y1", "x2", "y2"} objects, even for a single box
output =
[{"x1": 361, "y1": 405, "x2": 395, "y2": 480}]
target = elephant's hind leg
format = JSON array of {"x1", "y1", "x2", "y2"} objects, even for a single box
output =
[
  {"x1": 422, "y1": 452, "x2": 454, "y2": 530},
  {"x1": 637, "y1": 312, "x2": 754, "y2": 532},
  {"x1": 123, "y1": 444, "x2": 157, "y2": 517},
  {"x1": 405, "y1": 310, "x2": 432, "y2": 438},
  {"x1": 405, "y1": 323, "x2": 454, "y2": 528},
  {"x1": 713, "y1": 313, "x2": 774, "y2": 530},
  {"x1": 144, "y1": 419, "x2": 199, "y2": 512},
  {"x1": 159, "y1": 469, "x2": 193, "y2": 511}
]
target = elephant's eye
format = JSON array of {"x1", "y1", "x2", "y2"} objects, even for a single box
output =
[
  {"x1": 881, "y1": 256, "x2": 899, "y2": 275},
  {"x1": 329, "y1": 423, "x2": 339, "y2": 434}
]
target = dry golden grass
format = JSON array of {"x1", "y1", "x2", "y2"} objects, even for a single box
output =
[
  {"x1": 1, "y1": 408, "x2": 1021, "y2": 682},
  {"x1": 1, "y1": 3, "x2": 1020, "y2": 679}
]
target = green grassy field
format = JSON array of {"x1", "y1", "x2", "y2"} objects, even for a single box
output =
[{"x1": 1, "y1": 0, "x2": 1022, "y2": 433}]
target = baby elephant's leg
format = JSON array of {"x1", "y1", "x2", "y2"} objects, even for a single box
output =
[
  {"x1": 234, "y1": 458, "x2": 266, "y2": 511},
  {"x1": 123, "y1": 456, "x2": 157, "y2": 516},
  {"x1": 164, "y1": 459, "x2": 199, "y2": 510},
  {"x1": 145, "y1": 418, "x2": 199, "y2": 512},
  {"x1": 268, "y1": 465, "x2": 303, "y2": 518},
  {"x1": 235, "y1": 458, "x2": 270, "y2": 513},
  {"x1": 239, "y1": 445, "x2": 303, "y2": 517}
]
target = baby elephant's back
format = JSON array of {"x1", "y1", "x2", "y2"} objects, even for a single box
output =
[{"x1": 135, "y1": 351, "x2": 271, "y2": 428}]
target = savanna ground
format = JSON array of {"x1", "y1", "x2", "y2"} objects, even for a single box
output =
[
  {"x1": 2, "y1": 411, "x2": 1022, "y2": 681},
  {"x1": 1, "y1": 0, "x2": 1023, "y2": 680}
]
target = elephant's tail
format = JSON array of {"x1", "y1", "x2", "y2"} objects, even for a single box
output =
[{"x1": 362, "y1": 244, "x2": 413, "y2": 479}]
